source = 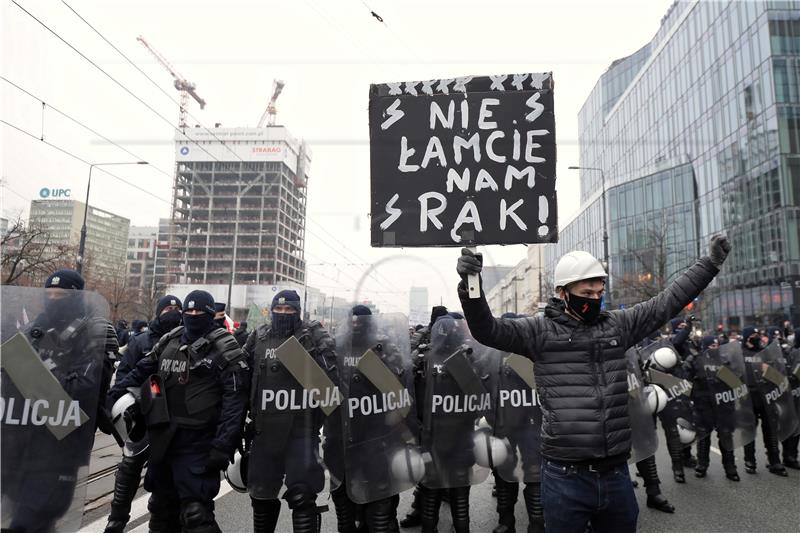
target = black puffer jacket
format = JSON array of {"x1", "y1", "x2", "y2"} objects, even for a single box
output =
[{"x1": 460, "y1": 256, "x2": 719, "y2": 463}]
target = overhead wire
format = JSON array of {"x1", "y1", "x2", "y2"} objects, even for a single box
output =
[{"x1": 11, "y1": 0, "x2": 409, "y2": 304}]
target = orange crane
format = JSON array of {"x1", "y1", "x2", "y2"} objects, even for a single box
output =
[
  {"x1": 137, "y1": 35, "x2": 206, "y2": 130},
  {"x1": 257, "y1": 79, "x2": 285, "y2": 127}
]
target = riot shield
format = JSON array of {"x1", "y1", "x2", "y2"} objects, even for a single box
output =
[
  {"x1": 788, "y1": 348, "x2": 800, "y2": 437},
  {"x1": 625, "y1": 347, "x2": 659, "y2": 463},
  {"x1": 422, "y1": 317, "x2": 493, "y2": 489},
  {"x1": 1, "y1": 285, "x2": 110, "y2": 533},
  {"x1": 701, "y1": 343, "x2": 756, "y2": 449},
  {"x1": 755, "y1": 342, "x2": 799, "y2": 441},
  {"x1": 490, "y1": 352, "x2": 541, "y2": 483},
  {"x1": 641, "y1": 340, "x2": 705, "y2": 447},
  {"x1": 247, "y1": 334, "x2": 341, "y2": 500},
  {"x1": 334, "y1": 312, "x2": 422, "y2": 503}
]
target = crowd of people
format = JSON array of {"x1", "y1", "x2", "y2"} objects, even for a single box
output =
[{"x1": 3, "y1": 234, "x2": 799, "y2": 533}]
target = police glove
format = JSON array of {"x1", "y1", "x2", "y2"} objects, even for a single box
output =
[
  {"x1": 206, "y1": 447, "x2": 230, "y2": 473},
  {"x1": 456, "y1": 248, "x2": 483, "y2": 282},
  {"x1": 708, "y1": 234, "x2": 731, "y2": 268}
]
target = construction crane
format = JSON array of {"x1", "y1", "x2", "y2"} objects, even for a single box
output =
[
  {"x1": 137, "y1": 35, "x2": 206, "y2": 130},
  {"x1": 257, "y1": 79, "x2": 285, "y2": 128}
]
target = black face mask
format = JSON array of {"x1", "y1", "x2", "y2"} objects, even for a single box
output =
[
  {"x1": 271, "y1": 313, "x2": 300, "y2": 338},
  {"x1": 43, "y1": 292, "x2": 84, "y2": 328},
  {"x1": 746, "y1": 334, "x2": 763, "y2": 350},
  {"x1": 183, "y1": 313, "x2": 214, "y2": 342},
  {"x1": 566, "y1": 293, "x2": 602, "y2": 323},
  {"x1": 155, "y1": 309, "x2": 182, "y2": 333}
]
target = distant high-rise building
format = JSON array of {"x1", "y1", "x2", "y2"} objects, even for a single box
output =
[
  {"x1": 408, "y1": 286, "x2": 429, "y2": 325},
  {"x1": 167, "y1": 126, "x2": 311, "y2": 317},
  {"x1": 29, "y1": 199, "x2": 129, "y2": 279},
  {"x1": 126, "y1": 226, "x2": 157, "y2": 293},
  {"x1": 545, "y1": 1, "x2": 800, "y2": 328}
]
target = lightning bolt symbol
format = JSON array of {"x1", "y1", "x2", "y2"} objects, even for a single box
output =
[
  {"x1": 381, "y1": 98, "x2": 405, "y2": 130},
  {"x1": 380, "y1": 193, "x2": 402, "y2": 230},
  {"x1": 582, "y1": 303, "x2": 589, "y2": 313}
]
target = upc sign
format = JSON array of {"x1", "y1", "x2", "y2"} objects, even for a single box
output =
[{"x1": 39, "y1": 188, "x2": 72, "y2": 199}]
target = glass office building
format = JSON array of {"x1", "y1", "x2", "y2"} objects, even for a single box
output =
[{"x1": 546, "y1": 0, "x2": 800, "y2": 328}]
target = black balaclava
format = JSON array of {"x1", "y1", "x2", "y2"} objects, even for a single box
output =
[
  {"x1": 182, "y1": 290, "x2": 216, "y2": 343},
  {"x1": 429, "y1": 306, "x2": 449, "y2": 329},
  {"x1": 350, "y1": 305, "x2": 374, "y2": 350},
  {"x1": 270, "y1": 289, "x2": 302, "y2": 338},
  {"x1": 564, "y1": 291, "x2": 602, "y2": 323},
  {"x1": 42, "y1": 269, "x2": 85, "y2": 328},
  {"x1": 701, "y1": 335, "x2": 719, "y2": 352},
  {"x1": 152, "y1": 294, "x2": 183, "y2": 335},
  {"x1": 741, "y1": 326, "x2": 762, "y2": 351},
  {"x1": 213, "y1": 302, "x2": 227, "y2": 329}
]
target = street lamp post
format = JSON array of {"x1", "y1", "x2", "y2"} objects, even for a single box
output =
[
  {"x1": 77, "y1": 161, "x2": 148, "y2": 275},
  {"x1": 568, "y1": 165, "x2": 610, "y2": 304}
]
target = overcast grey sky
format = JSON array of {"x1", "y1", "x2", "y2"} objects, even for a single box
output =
[{"x1": 1, "y1": 0, "x2": 673, "y2": 313}]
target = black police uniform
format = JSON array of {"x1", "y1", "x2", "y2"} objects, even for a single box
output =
[
  {"x1": 2, "y1": 296, "x2": 117, "y2": 532},
  {"x1": 741, "y1": 329, "x2": 786, "y2": 474},
  {"x1": 111, "y1": 325, "x2": 249, "y2": 533},
  {"x1": 104, "y1": 310, "x2": 182, "y2": 533},
  {"x1": 245, "y1": 320, "x2": 338, "y2": 533}
]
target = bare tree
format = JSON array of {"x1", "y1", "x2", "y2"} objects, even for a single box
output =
[
  {"x1": 1, "y1": 216, "x2": 77, "y2": 286},
  {"x1": 91, "y1": 263, "x2": 138, "y2": 322},
  {"x1": 614, "y1": 213, "x2": 671, "y2": 304}
]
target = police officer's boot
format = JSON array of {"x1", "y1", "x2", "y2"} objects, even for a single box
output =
[
  {"x1": 522, "y1": 482, "x2": 544, "y2": 533},
  {"x1": 492, "y1": 478, "x2": 518, "y2": 533},
  {"x1": 399, "y1": 486, "x2": 421, "y2": 528},
  {"x1": 419, "y1": 485, "x2": 442, "y2": 533},
  {"x1": 331, "y1": 484, "x2": 359, "y2": 533},
  {"x1": 251, "y1": 498, "x2": 281, "y2": 533},
  {"x1": 743, "y1": 441, "x2": 757, "y2": 473},
  {"x1": 104, "y1": 453, "x2": 147, "y2": 533},
  {"x1": 664, "y1": 427, "x2": 685, "y2": 483},
  {"x1": 180, "y1": 501, "x2": 221, "y2": 533},
  {"x1": 720, "y1": 448, "x2": 740, "y2": 481},
  {"x1": 147, "y1": 492, "x2": 181, "y2": 533},
  {"x1": 682, "y1": 445, "x2": 697, "y2": 468},
  {"x1": 695, "y1": 436, "x2": 710, "y2": 478},
  {"x1": 783, "y1": 435, "x2": 800, "y2": 469},
  {"x1": 364, "y1": 497, "x2": 396, "y2": 533},
  {"x1": 449, "y1": 486, "x2": 470, "y2": 533},
  {"x1": 764, "y1": 423, "x2": 788, "y2": 477},
  {"x1": 637, "y1": 457, "x2": 675, "y2": 513},
  {"x1": 285, "y1": 484, "x2": 323, "y2": 533}
]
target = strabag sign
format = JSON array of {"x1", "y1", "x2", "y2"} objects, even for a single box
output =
[{"x1": 368, "y1": 73, "x2": 558, "y2": 247}]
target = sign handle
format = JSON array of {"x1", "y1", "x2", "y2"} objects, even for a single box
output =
[{"x1": 467, "y1": 246, "x2": 481, "y2": 299}]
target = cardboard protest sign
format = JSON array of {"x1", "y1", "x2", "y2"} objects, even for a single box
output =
[{"x1": 369, "y1": 73, "x2": 557, "y2": 247}]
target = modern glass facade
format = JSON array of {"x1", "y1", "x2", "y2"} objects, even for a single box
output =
[{"x1": 546, "y1": 0, "x2": 800, "y2": 328}]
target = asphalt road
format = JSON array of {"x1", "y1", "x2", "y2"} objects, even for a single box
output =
[{"x1": 81, "y1": 437, "x2": 800, "y2": 532}]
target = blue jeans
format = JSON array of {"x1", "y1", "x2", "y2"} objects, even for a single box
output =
[{"x1": 541, "y1": 459, "x2": 638, "y2": 533}]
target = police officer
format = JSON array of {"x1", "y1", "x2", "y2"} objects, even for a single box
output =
[
  {"x1": 781, "y1": 328, "x2": 800, "y2": 469},
  {"x1": 214, "y1": 302, "x2": 227, "y2": 329},
  {"x1": 235, "y1": 321, "x2": 250, "y2": 347},
  {"x1": 110, "y1": 290, "x2": 250, "y2": 533},
  {"x1": 245, "y1": 289, "x2": 338, "y2": 533},
  {"x1": 741, "y1": 326, "x2": 788, "y2": 476},
  {"x1": 400, "y1": 305, "x2": 449, "y2": 528},
  {"x1": 2, "y1": 269, "x2": 118, "y2": 532},
  {"x1": 456, "y1": 235, "x2": 730, "y2": 533},
  {"x1": 103, "y1": 294, "x2": 183, "y2": 533}
]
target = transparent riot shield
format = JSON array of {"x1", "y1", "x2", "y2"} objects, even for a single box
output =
[
  {"x1": 788, "y1": 348, "x2": 800, "y2": 437},
  {"x1": 1, "y1": 285, "x2": 110, "y2": 533},
  {"x1": 755, "y1": 342, "x2": 799, "y2": 441},
  {"x1": 247, "y1": 334, "x2": 341, "y2": 500},
  {"x1": 702, "y1": 343, "x2": 756, "y2": 449},
  {"x1": 490, "y1": 352, "x2": 541, "y2": 483},
  {"x1": 422, "y1": 317, "x2": 493, "y2": 489},
  {"x1": 625, "y1": 347, "x2": 659, "y2": 463},
  {"x1": 641, "y1": 340, "x2": 706, "y2": 448},
  {"x1": 334, "y1": 312, "x2": 422, "y2": 503}
]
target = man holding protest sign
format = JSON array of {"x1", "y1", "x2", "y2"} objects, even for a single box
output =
[{"x1": 455, "y1": 238, "x2": 731, "y2": 532}]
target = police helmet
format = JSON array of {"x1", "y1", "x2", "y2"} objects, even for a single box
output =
[
  {"x1": 472, "y1": 427, "x2": 510, "y2": 469},
  {"x1": 225, "y1": 450, "x2": 249, "y2": 493},
  {"x1": 649, "y1": 346, "x2": 678, "y2": 370},
  {"x1": 389, "y1": 446, "x2": 425, "y2": 485},
  {"x1": 111, "y1": 391, "x2": 149, "y2": 457},
  {"x1": 644, "y1": 384, "x2": 668, "y2": 414}
]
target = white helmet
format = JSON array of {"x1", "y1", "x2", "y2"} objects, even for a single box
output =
[
  {"x1": 225, "y1": 450, "x2": 248, "y2": 493},
  {"x1": 649, "y1": 347, "x2": 678, "y2": 371},
  {"x1": 644, "y1": 384, "x2": 668, "y2": 414},
  {"x1": 472, "y1": 428, "x2": 510, "y2": 468},
  {"x1": 554, "y1": 251, "x2": 607, "y2": 289},
  {"x1": 389, "y1": 446, "x2": 426, "y2": 485},
  {"x1": 111, "y1": 391, "x2": 148, "y2": 457},
  {"x1": 675, "y1": 418, "x2": 697, "y2": 444}
]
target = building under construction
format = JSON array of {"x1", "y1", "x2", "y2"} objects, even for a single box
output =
[{"x1": 167, "y1": 127, "x2": 310, "y2": 292}]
